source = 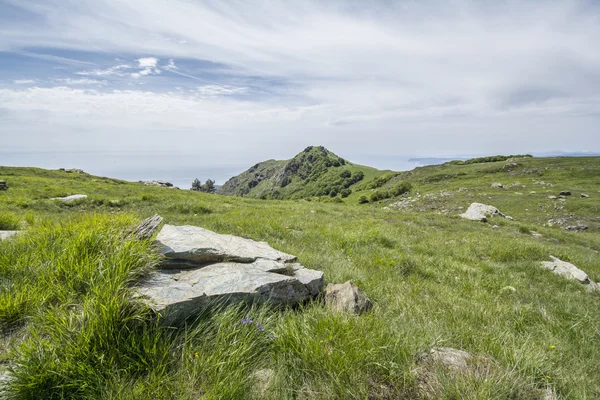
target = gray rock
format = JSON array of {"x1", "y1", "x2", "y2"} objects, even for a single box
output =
[
  {"x1": 157, "y1": 224, "x2": 297, "y2": 266},
  {"x1": 541, "y1": 256, "x2": 597, "y2": 289},
  {"x1": 491, "y1": 183, "x2": 504, "y2": 189},
  {"x1": 324, "y1": 281, "x2": 372, "y2": 315},
  {"x1": 581, "y1": 194, "x2": 589, "y2": 198},
  {"x1": 418, "y1": 347, "x2": 473, "y2": 372},
  {"x1": 547, "y1": 196, "x2": 558, "y2": 200},
  {"x1": 51, "y1": 194, "x2": 87, "y2": 202},
  {"x1": 136, "y1": 225, "x2": 324, "y2": 323},
  {"x1": 0, "y1": 180, "x2": 7, "y2": 190},
  {"x1": 133, "y1": 214, "x2": 163, "y2": 240},
  {"x1": 137, "y1": 261, "x2": 322, "y2": 323},
  {"x1": 559, "y1": 191, "x2": 571, "y2": 196},
  {"x1": 459, "y1": 203, "x2": 506, "y2": 222},
  {"x1": 143, "y1": 180, "x2": 173, "y2": 187},
  {"x1": 565, "y1": 225, "x2": 588, "y2": 232},
  {"x1": 0, "y1": 231, "x2": 19, "y2": 240}
]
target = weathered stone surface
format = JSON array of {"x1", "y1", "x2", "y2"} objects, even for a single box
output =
[
  {"x1": 565, "y1": 225, "x2": 588, "y2": 232},
  {"x1": 51, "y1": 194, "x2": 87, "y2": 202},
  {"x1": 143, "y1": 180, "x2": 173, "y2": 187},
  {"x1": 157, "y1": 224, "x2": 297, "y2": 266},
  {"x1": 0, "y1": 231, "x2": 20, "y2": 241},
  {"x1": 491, "y1": 183, "x2": 503, "y2": 189},
  {"x1": 324, "y1": 281, "x2": 372, "y2": 315},
  {"x1": 136, "y1": 224, "x2": 324, "y2": 323},
  {"x1": 415, "y1": 348, "x2": 493, "y2": 399},
  {"x1": 133, "y1": 214, "x2": 163, "y2": 240},
  {"x1": 559, "y1": 191, "x2": 571, "y2": 196},
  {"x1": 137, "y1": 261, "x2": 323, "y2": 323},
  {"x1": 581, "y1": 193, "x2": 589, "y2": 198},
  {"x1": 459, "y1": 203, "x2": 507, "y2": 222},
  {"x1": 541, "y1": 256, "x2": 598, "y2": 289}
]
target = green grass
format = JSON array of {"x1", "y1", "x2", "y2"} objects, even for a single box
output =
[{"x1": 1, "y1": 159, "x2": 600, "y2": 399}]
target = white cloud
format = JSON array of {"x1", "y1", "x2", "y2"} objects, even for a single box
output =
[
  {"x1": 137, "y1": 57, "x2": 158, "y2": 68},
  {"x1": 13, "y1": 79, "x2": 36, "y2": 84},
  {"x1": 55, "y1": 78, "x2": 107, "y2": 85},
  {"x1": 1, "y1": 0, "x2": 599, "y2": 161},
  {"x1": 197, "y1": 85, "x2": 248, "y2": 97}
]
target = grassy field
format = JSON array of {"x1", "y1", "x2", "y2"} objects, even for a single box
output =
[{"x1": 1, "y1": 158, "x2": 599, "y2": 399}]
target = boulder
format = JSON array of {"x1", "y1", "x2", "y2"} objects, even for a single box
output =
[
  {"x1": 133, "y1": 214, "x2": 163, "y2": 240},
  {"x1": 559, "y1": 191, "x2": 571, "y2": 196},
  {"x1": 143, "y1": 180, "x2": 173, "y2": 187},
  {"x1": 459, "y1": 203, "x2": 508, "y2": 222},
  {"x1": 157, "y1": 224, "x2": 297, "y2": 266},
  {"x1": 565, "y1": 225, "x2": 588, "y2": 232},
  {"x1": 541, "y1": 256, "x2": 598, "y2": 290},
  {"x1": 0, "y1": 180, "x2": 7, "y2": 190},
  {"x1": 0, "y1": 231, "x2": 19, "y2": 240},
  {"x1": 324, "y1": 281, "x2": 372, "y2": 315},
  {"x1": 415, "y1": 348, "x2": 493, "y2": 399},
  {"x1": 136, "y1": 225, "x2": 324, "y2": 323},
  {"x1": 51, "y1": 194, "x2": 87, "y2": 203}
]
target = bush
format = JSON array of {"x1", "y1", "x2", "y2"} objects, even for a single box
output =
[
  {"x1": 340, "y1": 188, "x2": 352, "y2": 198},
  {"x1": 0, "y1": 212, "x2": 20, "y2": 230},
  {"x1": 358, "y1": 196, "x2": 369, "y2": 204},
  {"x1": 370, "y1": 190, "x2": 390, "y2": 202},
  {"x1": 390, "y1": 182, "x2": 412, "y2": 197}
]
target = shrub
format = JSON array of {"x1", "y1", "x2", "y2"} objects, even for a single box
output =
[
  {"x1": 358, "y1": 196, "x2": 369, "y2": 204},
  {"x1": 370, "y1": 190, "x2": 390, "y2": 202},
  {"x1": 0, "y1": 212, "x2": 20, "y2": 230},
  {"x1": 390, "y1": 182, "x2": 412, "y2": 197},
  {"x1": 340, "y1": 188, "x2": 352, "y2": 198}
]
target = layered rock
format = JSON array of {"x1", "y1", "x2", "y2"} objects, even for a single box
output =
[
  {"x1": 459, "y1": 203, "x2": 510, "y2": 222},
  {"x1": 50, "y1": 194, "x2": 87, "y2": 202},
  {"x1": 136, "y1": 224, "x2": 324, "y2": 323}
]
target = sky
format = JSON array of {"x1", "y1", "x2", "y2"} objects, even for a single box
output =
[{"x1": 1, "y1": 0, "x2": 600, "y2": 186}]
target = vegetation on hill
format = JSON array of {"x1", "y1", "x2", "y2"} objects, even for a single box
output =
[
  {"x1": 1, "y1": 157, "x2": 600, "y2": 399},
  {"x1": 446, "y1": 154, "x2": 533, "y2": 165},
  {"x1": 218, "y1": 146, "x2": 387, "y2": 200}
]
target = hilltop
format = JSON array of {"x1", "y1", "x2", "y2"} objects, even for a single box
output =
[
  {"x1": 1, "y1": 157, "x2": 600, "y2": 399},
  {"x1": 218, "y1": 146, "x2": 387, "y2": 199}
]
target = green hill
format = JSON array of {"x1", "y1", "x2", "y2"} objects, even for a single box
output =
[
  {"x1": 218, "y1": 146, "x2": 387, "y2": 199},
  {"x1": 1, "y1": 157, "x2": 600, "y2": 399}
]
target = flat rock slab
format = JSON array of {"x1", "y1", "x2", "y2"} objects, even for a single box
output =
[
  {"x1": 541, "y1": 256, "x2": 598, "y2": 290},
  {"x1": 0, "y1": 231, "x2": 20, "y2": 240},
  {"x1": 137, "y1": 224, "x2": 324, "y2": 323},
  {"x1": 51, "y1": 194, "x2": 87, "y2": 202},
  {"x1": 157, "y1": 224, "x2": 297, "y2": 266},
  {"x1": 137, "y1": 261, "x2": 323, "y2": 323},
  {"x1": 459, "y1": 203, "x2": 508, "y2": 222}
]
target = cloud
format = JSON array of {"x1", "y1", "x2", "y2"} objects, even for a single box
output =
[
  {"x1": 0, "y1": 0, "x2": 599, "y2": 164},
  {"x1": 55, "y1": 78, "x2": 107, "y2": 85},
  {"x1": 13, "y1": 79, "x2": 36, "y2": 84},
  {"x1": 137, "y1": 57, "x2": 158, "y2": 68}
]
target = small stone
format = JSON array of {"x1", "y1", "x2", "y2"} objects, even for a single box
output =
[
  {"x1": 0, "y1": 180, "x2": 7, "y2": 190},
  {"x1": 565, "y1": 225, "x2": 588, "y2": 232},
  {"x1": 491, "y1": 183, "x2": 504, "y2": 189},
  {"x1": 581, "y1": 194, "x2": 589, "y2": 198},
  {"x1": 50, "y1": 194, "x2": 87, "y2": 202},
  {"x1": 547, "y1": 196, "x2": 557, "y2": 200},
  {"x1": 501, "y1": 286, "x2": 517, "y2": 293},
  {"x1": 324, "y1": 281, "x2": 372, "y2": 315},
  {"x1": 0, "y1": 231, "x2": 20, "y2": 240},
  {"x1": 559, "y1": 191, "x2": 571, "y2": 196},
  {"x1": 133, "y1": 214, "x2": 163, "y2": 240}
]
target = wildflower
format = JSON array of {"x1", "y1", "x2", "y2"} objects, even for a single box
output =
[
  {"x1": 241, "y1": 319, "x2": 247, "y2": 324},
  {"x1": 194, "y1": 352, "x2": 199, "y2": 358},
  {"x1": 259, "y1": 326, "x2": 265, "y2": 332},
  {"x1": 546, "y1": 376, "x2": 552, "y2": 380},
  {"x1": 550, "y1": 345, "x2": 556, "y2": 349}
]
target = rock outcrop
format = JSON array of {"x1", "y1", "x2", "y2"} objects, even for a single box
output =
[
  {"x1": 541, "y1": 256, "x2": 598, "y2": 290},
  {"x1": 324, "y1": 281, "x2": 372, "y2": 315},
  {"x1": 50, "y1": 194, "x2": 87, "y2": 202},
  {"x1": 136, "y1": 225, "x2": 324, "y2": 323},
  {"x1": 459, "y1": 203, "x2": 509, "y2": 222},
  {"x1": 133, "y1": 214, "x2": 163, "y2": 240},
  {"x1": 143, "y1": 180, "x2": 173, "y2": 187},
  {"x1": 0, "y1": 231, "x2": 19, "y2": 240}
]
